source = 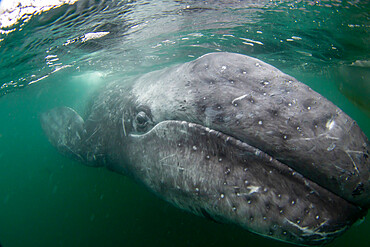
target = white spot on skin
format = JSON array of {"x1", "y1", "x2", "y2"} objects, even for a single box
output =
[
  {"x1": 327, "y1": 143, "x2": 336, "y2": 151},
  {"x1": 247, "y1": 186, "x2": 260, "y2": 194},
  {"x1": 326, "y1": 119, "x2": 335, "y2": 130}
]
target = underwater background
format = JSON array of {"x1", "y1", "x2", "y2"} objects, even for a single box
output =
[{"x1": 0, "y1": 0, "x2": 369, "y2": 246}]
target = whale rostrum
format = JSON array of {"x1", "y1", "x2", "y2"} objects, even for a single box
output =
[{"x1": 40, "y1": 52, "x2": 369, "y2": 245}]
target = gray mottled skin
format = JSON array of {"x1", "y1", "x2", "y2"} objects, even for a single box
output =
[{"x1": 40, "y1": 52, "x2": 369, "y2": 246}]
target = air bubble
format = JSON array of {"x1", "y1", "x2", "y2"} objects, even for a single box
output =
[
  {"x1": 218, "y1": 158, "x2": 223, "y2": 162},
  {"x1": 195, "y1": 187, "x2": 200, "y2": 192},
  {"x1": 244, "y1": 168, "x2": 248, "y2": 172},
  {"x1": 192, "y1": 145, "x2": 197, "y2": 151},
  {"x1": 263, "y1": 216, "x2": 267, "y2": 220},
  {"x1": 283, "y1": 135, "x2": 288, "y2": 140},
  {"x1": 247, "y1": 199, "x2": 252, "y2": 204},
  {"x1": 258, "y1": 120, "x2": 263, "y2": 125},
  {"x1": 279, "y1": 209, "x2": 284, "y2": 214},
  {"x1": 288, "y1": 103, "x2": 292, "y2": 106},
  {"x1": 206, "y1": 155, "x2": 210, "y2": 159},
  {"x1": 296, "y1": 219, "x2": 301, "y2": 224},
  {"x1": 178, "y1": 143, "x2": 182, "y2": 147},
  {"x1": 316, "y1": 215, "x2": 320, "y2": 220},
  {"x1": 283, "y1": 231, "x2": 287, "y2": 235},
  {"x1": 244, "y1": 180, "x2": 249, "y2": 185},
  {"x1": 263, "y1": 188, "x2": 268, "y2": 192},
  {"x1": 220, "y1": 193, "x2": 225, "y2": 199},
  {"x1": 232, "y1": 206, "x2": 237, "y2": 212},
  {"x1": 291, "y1": 200, "x2": 296, "y2": 205},
  {"x1": 307, "y1": 106, "x2": 311, "y2": 110},
  {"x1": 234, "y1": 103, "x2": 238, "y2": 107}
]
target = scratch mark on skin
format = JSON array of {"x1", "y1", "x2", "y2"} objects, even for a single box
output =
[
  {"x1": 85, "y1": 125, "x2": 101, "y2": 142},
  {"x1": 122, "y1": 114, "x2": 127, "y2": 137},
  {"x1": 345, "y1": 150, "x2": 360, "y2": 174},
  {"x1": 290, "y1": 133, "x2": 339, "y2": 142},
  {"x1": 159, "y1": 154, "x2": 178, "y2": 163},
  {"x1": 158, "y1": 162, "x2": 188, "y2": 172},
  {"x1": 231, "y1": 94, "x2": 249, "y2": 104},
  {"x1": 346, "y1": 150, "x2": 367, "y2": 155},
  {"x1": 285, "y1": 218, "x2": 347, "y2": 241}
]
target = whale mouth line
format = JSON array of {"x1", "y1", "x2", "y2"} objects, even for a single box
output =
[
  {"x1": 126, "y1": 119, "x2": 366, "y2": 244},
  {"x1": 129, "y1": 119, "x2": 349, "y2": 203}
]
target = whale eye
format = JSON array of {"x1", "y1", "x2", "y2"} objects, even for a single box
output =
[{"x1": 136, "y1": 111, "x2": 149, "y2": 128}]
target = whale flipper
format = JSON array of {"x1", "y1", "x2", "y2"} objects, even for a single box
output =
[{"x1": 40, "y1": 107, "x2": 88, "y2": 163}]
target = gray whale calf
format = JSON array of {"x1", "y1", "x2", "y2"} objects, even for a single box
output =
[{"x1": 41, "y1": 52, "x2": 369, "y2": 245}]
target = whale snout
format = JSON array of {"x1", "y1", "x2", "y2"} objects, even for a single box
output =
[
  {"x1": 184, "y1": 52, "x2": 370, "y2": 208},
  {"x1": 129, "y1": 52, "x2": 369, "y2": 245},
  {"x1": 126, "y1": 120, "x2": 367, "y2": 245}
]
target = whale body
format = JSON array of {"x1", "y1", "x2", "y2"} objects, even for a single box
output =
[{"x1": 41, "y1": 52, "x2": 369, "y2": 245}]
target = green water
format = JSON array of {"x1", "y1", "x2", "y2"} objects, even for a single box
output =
[{"x1": 0, "y1": 1, "x2": 369, "y2": 246}]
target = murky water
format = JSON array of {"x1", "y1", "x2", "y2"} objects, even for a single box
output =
[{"x1": 0, "y1": 1, "x2": 369, "y2": 246}]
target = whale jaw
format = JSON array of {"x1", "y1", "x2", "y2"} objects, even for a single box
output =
[{"x1": 124, "y1": 120, "x2": 366, "y2": 246}]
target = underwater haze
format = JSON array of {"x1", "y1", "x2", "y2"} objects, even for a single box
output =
[{"x1": 0, "y1": 0, "x2": 369, "y2": 246}]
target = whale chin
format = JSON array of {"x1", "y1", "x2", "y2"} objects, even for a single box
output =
[{"x1": 124, "y1": 120, "x2": 366, "y2": 245}]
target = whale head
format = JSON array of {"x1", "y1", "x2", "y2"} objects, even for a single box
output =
[{"x1": 41, "y1": 52, "x2": 369, "y2": 245}]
